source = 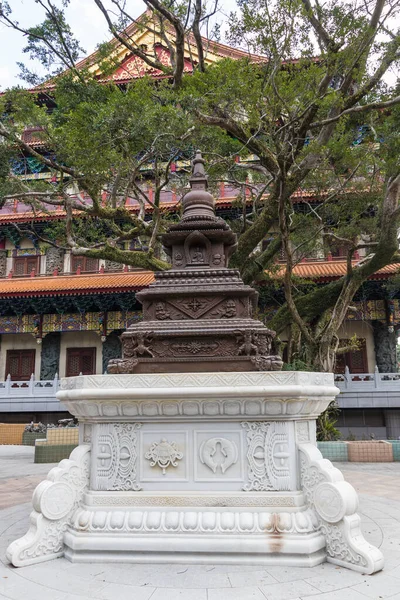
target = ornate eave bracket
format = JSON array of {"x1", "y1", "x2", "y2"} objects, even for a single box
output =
[{"x1": 299, "y1": 443, "x2": 384, "y2": 574}]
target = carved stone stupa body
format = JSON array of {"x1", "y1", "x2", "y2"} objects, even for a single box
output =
[{"x1": 109, "y1": 151, "x2": 282, "y2": 374}]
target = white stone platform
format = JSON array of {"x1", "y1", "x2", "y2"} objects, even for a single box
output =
[{"x1": 6, "y1": 372, "x2": 384, "y2": 573}]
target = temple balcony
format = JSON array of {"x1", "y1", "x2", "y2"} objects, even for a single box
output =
[
  {"x1": 0, "y1": 374, "x2": 66, "y2": 415},
  {"x1": 335, "y1": 366, "x2": 400, "y2": 407}
]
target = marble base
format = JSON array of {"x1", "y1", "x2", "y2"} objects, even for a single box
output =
[{"x1": 7, "y1": 372, "x2": 384, "y2": 573}]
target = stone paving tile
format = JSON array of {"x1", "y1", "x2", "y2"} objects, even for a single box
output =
[
  {"x1": 302, "y1": 569, "x2": 368, "y2": 593},
  {"x1": 95, "y1": 582, "x2": 156, "y2": 600},
  {"x1": 0, "y1": 575, "x2": 68, "y2": 600},
  {"x1": 296, "y1": 590, "x2": 369, "y2": 600},
  {"x1": 151, "y1": 588, "x2": 207, "y2": 600},
  {"x1": 350, "y1": 573, "x2": 400, "y2": 598},
  {"x1": 258, "y1": 565, "x2": 334, "y2": 584},
  {"x1": 260, "y1": 580, "x2": 320, "y2": 599},
  {"x1": 15, "y1": 566, "x2": 109, "y2": 596},
  {"x1": 227, "y1": 570, "x2": 278, "y2": 587},
  {"x1": 94, "y1": 564, "x2": 232, "y2": 588},
  {"x1": 1, "y1": 454, "x2": 400, "y2": 600},
  {"x1": 208, "y1": 587, "x2": 266, "y2": 600}
]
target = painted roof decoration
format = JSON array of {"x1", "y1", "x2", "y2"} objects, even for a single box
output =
[{"x1": 71, "y1": 10, "x2": 269, "y2": 86}]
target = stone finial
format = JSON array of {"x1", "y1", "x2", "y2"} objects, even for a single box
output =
[
  {"x1": 182, "y1": 150, "x2": 214, "y2": 219},
  {"x1": 189, "y1": 150, "x2": 208, "y2": 189}
]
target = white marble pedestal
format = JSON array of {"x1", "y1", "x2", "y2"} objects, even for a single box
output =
[{"x1": 7, "y1": 371, "x2": 384, "y2": 573}]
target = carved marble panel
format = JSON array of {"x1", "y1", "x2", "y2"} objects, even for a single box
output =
[
  {"x1": 145, "y1": 438, "x2": 183, "y2": 475},
  {"x1": 91, "y1": 423, "x2": 141, "y2": 491},
  {"x1": 141, "y1": 430, "x2": 188, "y2": 482},
  {"x1": 242, "y1": 422, "x2": 291, "y2": 491},
  {"x1": 195, "y1": 431, "x2": 243, "y2": 482}
]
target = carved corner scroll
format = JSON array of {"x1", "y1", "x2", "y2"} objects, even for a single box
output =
[
  {"x1": 7, "y1": 445, "x2": 90, "y2": 567},
  {"x1": 299, "y1": 442, "x2": 384, "y2": 574}
]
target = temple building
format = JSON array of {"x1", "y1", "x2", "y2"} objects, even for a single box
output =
[{"x1": 1, "y1": 13, "x2": 399, "y2": 438}]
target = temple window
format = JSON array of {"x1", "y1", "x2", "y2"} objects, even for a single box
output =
[
  {"x1": 71, "y1": 255, "x2": 99, "y2": 273},
  {"x1": 66, "y1": 347, "x2": 96, "y2": 377},
  {"x1": 5, "y1": 349, "x2": 35, "y2": 381},
  {"x1": 335, "y1": 339, "x2": 368, "y2": 373},
  {"x1": 13, "y1": 255, "x2": 40, "y2": 276}
]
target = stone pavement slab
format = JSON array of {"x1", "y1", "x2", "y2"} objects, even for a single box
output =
[{"x1": 1, "y1": 448, "x2": 400, "y2": 600}]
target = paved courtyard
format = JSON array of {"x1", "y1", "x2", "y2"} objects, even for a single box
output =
[{"x1": 0, "y1": 446, "x2": 400, "y2": 600}]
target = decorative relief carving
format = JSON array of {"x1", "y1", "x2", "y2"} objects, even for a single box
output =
[
  {"x1": 102, "y1": 331, "x2": 122, "y2": 374},
  {"x1": 104, "y1": 259, "x2": 123, "y2": 271},
  {"x1": 124, "y1": 333, "x2": 153, "y2": 358},
  {"x1": 88, "y1": 494, "x2": 296, "y2": 507},
  {"x1": 152, "y1": 337, "x2": 237, "y2": 358},
  {"x1": 71, "y1": 506, "x2": 318, "y2": 535},
  {"x1": 168, "y1": 297, "x2": 222, "y2": 319},
  {"x1": 6, "y1": 445, "x2": 90, "y2": 567},
  {"x1": 0, "y1": 250, "x2": 7, "y2": 278},
  {"x1": 63, "y1": 371, "x2": 314, "y2": 390},
  {"x1": 93, "y1": 423, "x2": 141, "y2": 491},
  {"x1": 66, "y1": 397, "x2": 332, "y2": 421},
  {"x1": 108, "y1": 333, "x2": 153, "y2": 373},
  {"x1": 184, "y1": 230, "x2": 211, "y2": 265},
  {"x1": 212, "y1": 253, "x2": 224, "y2": 266},
  {"x1": 40, "y1": 332, "x2": 61, "y2": 380},
  {"x1": 242, "y1": 422, "x2": 291, "y2": 491},
  {"x1": 299, "y1": 443, "x2": 384, "y2": 574},
  {"x1": 296, "y1": 421, "x2": 310, "y2": 443},
  {"x1": 237, "y1": 331, "x2": 258, "y2": 356},
  {"x1": 145, "y1": 438, "x2": 183, "y2": 475},
  {"x1": 314, "y1": 482, "x2": 346, "y2": 523},
  {"x1": 251, "y1": 355, "x2": 284, "y2": 371},
  {"x1": 174, "y1": 252, "x2": 183, "y2": 266},
  {"x1": 155, "y1": 302, "x2": 171, "y2": 320},
  {"x1": 83, "y1": 424, "x2": 92, "y2": 443},
  {"x1": 45, "y1": 246, "x2": 64, "y2": 274},
  {"x1": 199, "y1": 437, "x2": 238, "y2": 474}
]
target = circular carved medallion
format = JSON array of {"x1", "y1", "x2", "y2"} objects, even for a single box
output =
[
  {"x1": 314, "y1": 482, "x2": 345, "y2": 523},
  {"x1": 40, "y1": 482, "x2": 75, "y2": 520}
]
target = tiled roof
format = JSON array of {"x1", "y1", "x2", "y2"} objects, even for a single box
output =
[
  {"x1": 0, "y1": 271, "x2": 155, "y2": 297},
  {"x1": 0, "y1": 190, "x2": 342, "y2": 224},
  {"x1": 275, "y1": 261, "x2": 400, "y2": 280},
  {"x1": 0, "y1": 260, "x2": 397, "y2": 298}
]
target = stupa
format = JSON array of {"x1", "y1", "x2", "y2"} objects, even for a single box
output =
[
  {"x1": 108, "y1": 150, "x2": 282, "y2": 374},
  {"x1": 7, "y1": 153, "x2": 383, "y2": 574}
]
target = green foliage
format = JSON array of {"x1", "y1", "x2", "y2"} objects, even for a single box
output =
[
  {"x1": 317, "y1": 402, "x2": 342, "y2": 441},
  {"x1": 1, "y1": 0, "x2": 399, "y2": 371},
  {"x1": 282, "y1": 359, "x2": 313, "y2": 372}
]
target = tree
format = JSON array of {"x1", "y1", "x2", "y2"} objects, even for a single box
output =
[{"x1": 1, "y1": 0, "x2": 400, "y2": 371}]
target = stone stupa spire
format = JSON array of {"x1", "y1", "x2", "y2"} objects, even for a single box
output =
[
  {"x1": 181, "y1": 150, "x2": 215, "y2": 221},
  {"x1": 108, "y1": 151, "x2": 282, "y2": 374}
]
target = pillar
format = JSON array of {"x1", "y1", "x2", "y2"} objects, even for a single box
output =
[
  {"x1": 40, "y1": 332, "x2": 61, "y2": 380},
  {"x1": 372, "y1": 320, "x2": 397, "y2": 373}
]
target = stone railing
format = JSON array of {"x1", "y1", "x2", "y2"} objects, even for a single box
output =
[
  {"x1": 335, "y1": 366, "x2": 400, "y2": 391},
  {"x1": 0, "y1": 374, "x2": 65, "y2": 412}
]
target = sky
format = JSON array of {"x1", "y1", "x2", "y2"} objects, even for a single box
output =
[{"x1": 0, "y1": 0, "x2": 236, "y2": 91}]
